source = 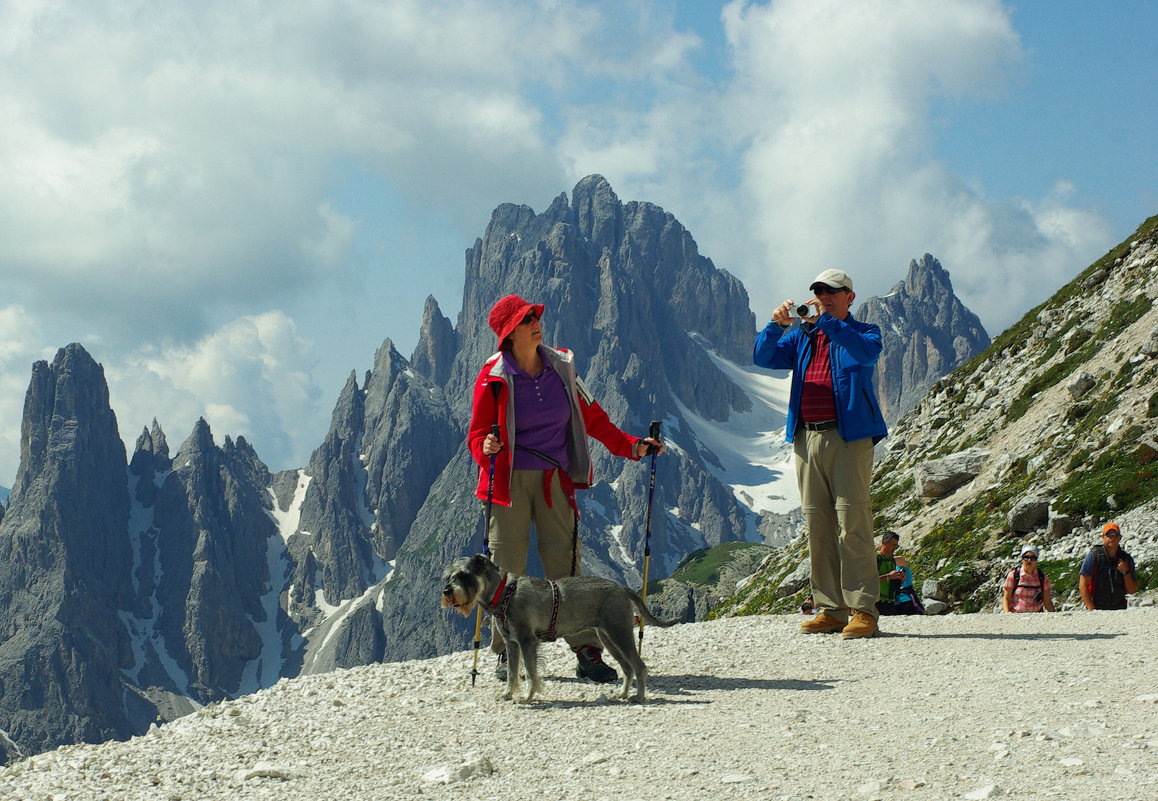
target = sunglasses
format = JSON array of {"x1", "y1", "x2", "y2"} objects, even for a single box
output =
[
  {"x1": 518, "y1": 311, "x2": 540, "y2": 325},
  {"x1": 813, "y1": 285, "x2": 849, "y2": 295},
  {"x1": 1021, "y1": 554, "x2": 1038, "y2": 561}
]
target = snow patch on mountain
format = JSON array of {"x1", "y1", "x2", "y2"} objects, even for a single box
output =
[
  {"x1": 679, "y1": 339, "x2": 798, "y2": 515},
  {"x1": 122, "y1": 469, "x2": 192, "y2": 695},
  {"x1": 269, "y1": 471, "x2": 310, "y2": 543}
]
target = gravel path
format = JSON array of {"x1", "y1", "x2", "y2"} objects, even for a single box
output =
[{"x1": 4, "y1": 608, "x2": 1156, "y2": 801}]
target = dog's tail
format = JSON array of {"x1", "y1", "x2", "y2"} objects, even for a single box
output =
[{"x1": 628, "y1": 590, "x2": 680, "y2": 628}]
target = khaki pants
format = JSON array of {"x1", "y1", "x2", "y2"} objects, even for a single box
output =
[
  {"x1": 794, "y1": 429, "x2": 879, "y2": 620},
  {"x1": 488, "y1": 469, "x2": 596, "y2": 652}
]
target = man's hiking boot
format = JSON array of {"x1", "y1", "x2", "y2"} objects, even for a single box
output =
[
  {"x1": 841, "y1": 611, "x2": 879, "y2": 639},
  {"x1": 574, "y1": 645, "x2": 618, "y2": 683},
  {"x1": 799, "y1": 611, "x2": 846, "y2": 634},
  {"x1": 494, "y1": 653, "x2": 508, "y2": 682}
]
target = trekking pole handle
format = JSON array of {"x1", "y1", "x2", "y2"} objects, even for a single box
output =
[
  {"x1": 645, "y1": 420, "x2": 662, "y2": 454},
  {"x1": 483, "y1": 424, "x2": 501, "y2": 557}
]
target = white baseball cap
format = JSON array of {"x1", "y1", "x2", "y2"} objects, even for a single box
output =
[
  {"x1": 810, "y1": 269, "x2": 853, "y2": 292},
  {"x1": 1020, "y1": 544, "x2": 1040, "y2": 558}
]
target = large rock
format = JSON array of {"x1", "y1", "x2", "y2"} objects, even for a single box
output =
[
  {"x1": 914, "y1": 448, "x2": 990, "y2": 499},
  {"x1": 409, "y1": 296, "x2": 457, "y2": 386},
  {"x1": 1067, "y1": 372, "x2": 1096, "y2": 400},
  {"x1": 1008, "y1": 497, "x2": 1049, "y2": 533}
]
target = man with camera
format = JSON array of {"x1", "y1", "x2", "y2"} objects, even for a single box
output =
[{"x1": 753, "y1": 269, "x2": 888, "y2": 638}]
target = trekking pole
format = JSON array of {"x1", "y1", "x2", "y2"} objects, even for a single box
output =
[
  {"x1": 637, "y1": 420, "x2": 662, "y2": 655},
  {"x1": 470, "y1": 423, "x2": 501, "y2": 686}
]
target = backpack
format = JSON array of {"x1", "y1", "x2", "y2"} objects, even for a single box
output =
[{"x1": 1010, "y1": 565, "x2": 1048, "y2": 610}]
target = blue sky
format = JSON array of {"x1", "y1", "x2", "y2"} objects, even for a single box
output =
[{"x1": 0, "y1": 0, "x2": 1154, "y2": 485}]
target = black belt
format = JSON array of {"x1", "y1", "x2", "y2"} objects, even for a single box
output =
[{"x1": 801, "y1": 419, "x2": 837, "y2": 432}]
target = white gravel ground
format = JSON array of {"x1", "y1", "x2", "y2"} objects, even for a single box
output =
[{"x1": 3, "y1": 608, "x2": 1157, "y2": 801}]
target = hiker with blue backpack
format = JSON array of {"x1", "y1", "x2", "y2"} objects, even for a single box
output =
[
  {"x1": 876, "y1": 531, "x2": 924, "y2": 615},
  {"x1": 1002, "y1": 544, "x2": 1054, "y2": 613}
]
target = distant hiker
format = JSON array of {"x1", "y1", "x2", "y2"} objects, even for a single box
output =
[
  {"x1": 801, "y1": 594, "x2": 816, "y2": 615},
  {"x1": 753, "y1": 269, "x2": 888, "y2": 639},
  {"x1": 876, "y1": 532, "x2": 925, "y2": 616},
  {"x1": 1002, "y1": 544, "x2": 1054, "y2": 613},
  {"x1": 468, "y1": 294, "x2": 664, "y2": 683},
  {"x1": 1078, "y1": 523, "x2": 1138, "y2": 610}
]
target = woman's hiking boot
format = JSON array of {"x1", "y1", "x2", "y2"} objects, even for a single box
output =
[{"x1": 574, "y1": 645, "x2": 618, "y2": 683}]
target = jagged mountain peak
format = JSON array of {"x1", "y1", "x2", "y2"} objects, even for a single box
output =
[
  {"x1": 175, "y1": 418, "x2": 215, "y2": 464},
  {"x1": 130, "y1": 419, "x2": 173, "y2": 479},
  {"x1": 409, "y1": 295, "x2": 455, "y2": 386},
  {"x1": 903, "y1": 253, "x2": 953, "y2": 294},
  {"x1": 857, "y1": 253, "x2": 990, "y2": 422}
]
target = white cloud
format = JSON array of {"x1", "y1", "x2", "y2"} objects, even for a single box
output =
[
  {"x1": 107, "y1": 312, "x2": 324, "y2": 474},
  {"x1": 0, "y1": 0, "x2": 611, "y2": 341},
  {"x1": 562, "y1": 0, "x2": 1112, "y2": 334},
  {"x1": 712, "y1": 0, "x2": 1112, "y2": 329},
  {"x1": 0, "y1": 0, "x2": 1130, "y2": 487}
]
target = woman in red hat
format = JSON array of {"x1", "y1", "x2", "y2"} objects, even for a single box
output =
[{"x1": 467, "y1": 294, "x2": 664, "y2": 683}]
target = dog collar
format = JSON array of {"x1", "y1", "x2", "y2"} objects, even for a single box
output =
[{"x1": 485, "y1": 572, "x2": 510, "y2": 611}]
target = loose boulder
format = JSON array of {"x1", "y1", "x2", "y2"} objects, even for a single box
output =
[
  {"x1": 914, "y1": 448, "x2": 989, "y2": 499},
  {"x1": 1008, "y1": 497, "x2": 1049, "y2": 533},
  {"x1": 1067, "y1": 372, "x2": 1096, "y2": 400}
]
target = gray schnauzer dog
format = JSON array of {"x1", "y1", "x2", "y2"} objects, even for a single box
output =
[{"x1": 441, "y1": 553, "x2": 678, "y2": 702}]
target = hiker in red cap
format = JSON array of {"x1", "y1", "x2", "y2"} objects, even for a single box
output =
[{"x1": 467, "y1": 294, "x2": 664, "y2": 684}]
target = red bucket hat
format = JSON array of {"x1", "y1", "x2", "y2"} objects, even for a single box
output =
[{"x1": 488, "y1": 294, "x2": 544, "y2": 349}]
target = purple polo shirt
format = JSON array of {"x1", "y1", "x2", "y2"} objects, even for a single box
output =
[{"x1": 503, "y1": 349, "x2": 572, "y2": 471}]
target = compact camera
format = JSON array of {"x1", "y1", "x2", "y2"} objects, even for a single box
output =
[{"x1": 789, "y1": 302, "x2": 819, "y2": 318}]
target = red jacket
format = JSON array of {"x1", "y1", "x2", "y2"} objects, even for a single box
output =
[{"x1": 468, "y1": 346, "x2": 641, "y2": 507}]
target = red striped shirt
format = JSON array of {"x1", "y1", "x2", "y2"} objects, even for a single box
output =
[{"x1": 800, "y1": 329, "x2": 837, "y2": 422}]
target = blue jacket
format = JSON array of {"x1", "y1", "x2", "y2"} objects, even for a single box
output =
[{"x1": 753, "y1": 312, "x2": 888, "y2": 444}]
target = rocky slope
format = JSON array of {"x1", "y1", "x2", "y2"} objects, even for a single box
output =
[
  {"x1": 3, "y1": 609, "x2": 1156, "y2": 800},
  {"x1": 715, "y1": 215, "x2": 1158, "y2": 617}
]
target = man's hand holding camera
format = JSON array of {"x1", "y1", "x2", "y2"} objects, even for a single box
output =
[{"x1": 773, "y1": 298, "x2": 821, "y2": 328}]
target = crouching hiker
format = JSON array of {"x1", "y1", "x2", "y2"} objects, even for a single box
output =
[{"x1": 876, "y1": 532, "x2": 925, "y2": 615}]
